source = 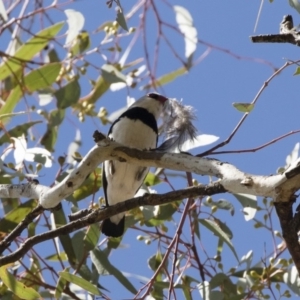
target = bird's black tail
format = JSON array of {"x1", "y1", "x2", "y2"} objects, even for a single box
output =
[{"x1": 101, "y1": 216, "x2": 125, "y2": 237}]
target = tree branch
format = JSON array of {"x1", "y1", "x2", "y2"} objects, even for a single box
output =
[
  {"x1": 251, "y1": 33, "x2": 300, "y2": 46},
  {"x1": 251, "y1": 15, "x2": 300, "y2": 47},
  {"x1": 2, "y1": 133, "x2": 300, "y2": 271},
  {"x1": 274, "y1": 198, "x2": 300, "y2": 274},
  {"x1": 1, "y1": 134, "x2": 300, "y2": 207},
  {"x1": 0, "y1": 182, "x2": 226, "y2": 266},
  {"x1": 0, "y1": 204, "x2": 43, "y2": 254}
]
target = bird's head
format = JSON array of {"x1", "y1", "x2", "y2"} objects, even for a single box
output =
[{"x1": 131, "y1": 92, "x2": 168, "y2": 119}]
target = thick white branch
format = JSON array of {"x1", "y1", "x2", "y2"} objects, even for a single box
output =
[
  {"x1": 0, "y1": 138, "x2": 299, "y2": 208},
  {"x1": 0, "y1": 182, "x2": 49, "y2": 200}
]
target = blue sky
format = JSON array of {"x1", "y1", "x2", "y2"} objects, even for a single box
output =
[
  {"x1": 67, "y1": 1, "x2": 300, "y2": 297},
  {"x1": 2, "y1": 0, "x2": 300, "y2": 298}
]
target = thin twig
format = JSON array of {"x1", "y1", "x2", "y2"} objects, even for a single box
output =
[
  {"x1": 212, "y1": 130, "x2": 300, "y2": 155},
  {"x1": 198, "y1": 61, "x2": 297, "y2": 157},
  {"x1": 0, "y1": 204, "x2": 43, "y2": 254}
]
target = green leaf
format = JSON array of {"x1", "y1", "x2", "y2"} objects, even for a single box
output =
[
  {"x1": 294, "y1": 66, "x2": 300, "y2": 75},
  {"x1": 46, "y1": 252, "x2": 68, "y2": 261},
  {"x1": 233, "y1": 193, "x2": 257, "y2": 221},
  {"x1": 150, "y1": 253, "x2": 163, "y2": 295},
  {"x1": 0, "y1": 190, "x2": 17, "y2": 214},
  {"x1": 199, "y1": 218, "x2": 238, "y2": 261},
  {"x1": 0, "y1": 86, "x2": 23, "y2": 122},
  {"x1": 182, "y1": 275, "x2": 196, "y2": 300},
  {"x1": 174, "y1": 6, "x2": 197, "y2": 60},
  {"x1": 144, "y1": 172, "x2": 161, "y2": 186},
  {"x1": 116, "y1": 9, "x2": 128, "y2": 31},
  {"x1": 37, "y1": 92, "x2": 53, "y2": 106},
  {"x1": 232, "y1": 102, "x2": 254, "y2": 113},
  {"x1": 151, "y1": 282, "x2": 164, "y2": 299},
  {"x1": 142, "y1": 67, "x2": 187, "y2": 89},
  {"x1": 0, "y1": 121, "x2": 42, "y2": 146},
  {"x1": 0, "y1": 22, "x2": 64, "y2": 81},
  {"x1": 41, "y1": 125, "x2": 57, "y2": 152},
  {"x1": 181, "y1": 134, "x2": 219, "y2": 151},
  {"x1": 96, "y1": 21, "x2": 114, "y2": 32},
  {"x1": 84, "y1": 224, "x2": 100, "y2": 251},
  {"x1": 55, "y1": 79, "x2": 81, "y2": 109},
  {"x1": 289, "y1": 0, "x2": 300, "y2": 14},
  {"x1": 148, "y1": 251, "x2": 166, "y2": 272},
  {"x1": 79, "y1": 75, "x2": 110, "y2": 104},
  {"x1": 204, "y1": 197, "x2": 235, "y2": 216},
  {"x1": 107, "y1": 236, "x2": 122, "y2": 249},
  {"x1": 70, "y1": 31, "x2": 91, "y2": 55},
  {"x1": 65, "y1": 9, "x2": 85, "y2": 46},
  {"x1": 22, "y1": 255, "x2": 41, "y2": 292},
  {"x1": 55, "y1": 268, "x2": 68, "y2": 299},
  {"x1": 210, "y1": 290, "x2": 226, "y2": 300},
  {"x1": 40, "y1": 290, "x2": 54, "y2": 298},
  {"x1": 124, "y1": 215, "x2": 139, "y2": 231},
  {"x1": 53, "y1": 208, "x2": 77, "y2": 266},
  {"x1": 197, "y1": 281, "x2": 210, "y2": 300},
  {"x1": 0, "y1": 111, "x2": 29, "y2": 121},
  {"x1": 91, "y1": 248, "x2": 137, "y2": 294},
  {"x1": 214, "y1": 217, "x2": 233, "y2": 239},
  {"x1": 151, "y1": 280, "x2": 185, "y2": 300},
  {"x1": 240, "y1": 250, "x2": 253, "y2": 270},
  {"x1": 143, "y1": 201, "x2": 179, "y2": 226},
  {"x1": 232, "y1": 267, "x2": 283, "y2": 282},
  {"x1": 59, "y1": 271, "x2": 101, "y2": 296},
  {"x1": 216, "y1": 199, "x2": 235, "y2": 215},
  {"x1": 47, "y1": 48, "x2": 60, "y2": 63},
  {"x1": 0, "y1": 199, "x2": 37, "y2": 233},
  {"x1": 191, "y1": 210, "x2": 201, "y2": 240},
  {"x1": 25, "y1": 63, "x2": 61, "y2": 92},
  {"x1": 77, "y1": 264, "x2": 93, "y2": 283},
  {"x1": 68, "y1": 169, "x2": 102, "y2": 202},
  {"x1": 72, "y1": 231, "x2": 85, "y2": 261},
  {"x1": 41, "y1": 109, "x2": 65, "y2": 152},
  {"x1": 90, "y1": 252, "x2": 109, "y2": 276},
  {"x1": 101, "y1": 64, "x2": 127, "y2": 84},
  {"x1": 210, "y1": 273, "x2": 235, "y2": 292},
  {"x1": 155, "y1": 201, "x2": 181, "y2": 221},
  {"x1": 27, "y1": 220, "x2": 37, "y2": 238},
  {"x1": 0, "y1": 266, "x2": 41, "y2": 299},
  {"x1": 285, "y1": 142, "x2": 299, "y2": 167},
  {"x1": 141, "y1": 205, "x2": 156, "y2": 222},
  {"x1": 152, "y1": 281, "x2": 184, "y2": 289},
  {"x1": 217, "y1": 238, "x2": 224, "y2": 257},
  {"x1": 49, "y1": 109, "x2": 65, "y2": 127},
  {"x1": 0, "y1": 60, "x2": 60, "y2": 122}
]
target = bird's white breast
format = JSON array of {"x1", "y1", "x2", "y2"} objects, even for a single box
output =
[
  {"x1": 111, "y1": 117, "x2": 157, "y2": 149},
  {"x1": 104, "y1": 117, "x2": 157, "y2": 223}
]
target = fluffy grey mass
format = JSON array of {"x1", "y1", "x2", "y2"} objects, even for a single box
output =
[{"x1": 159, "y1": 99, "x2": 198, "y2": 152}]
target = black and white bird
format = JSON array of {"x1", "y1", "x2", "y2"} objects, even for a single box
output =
[{"x1": 101, "y1": 93, "x2": 168, "y2": 237}]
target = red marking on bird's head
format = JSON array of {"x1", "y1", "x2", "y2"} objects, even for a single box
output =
[{"x1": 147, "y1": 92, "x2": 168, "y2": 104}]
